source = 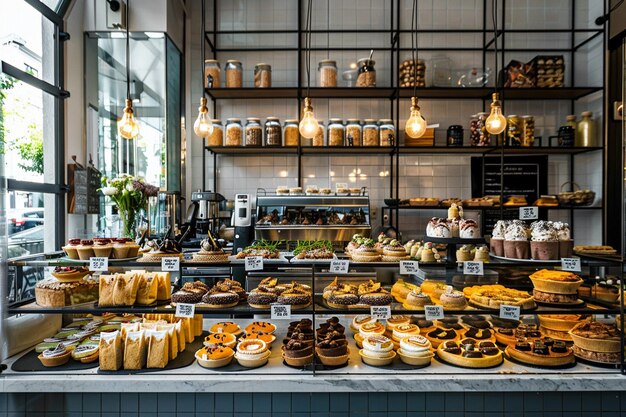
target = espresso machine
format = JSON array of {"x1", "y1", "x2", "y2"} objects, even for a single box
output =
[{"x1": 191, "y1": 191, "x2": 226, "y2": 237}]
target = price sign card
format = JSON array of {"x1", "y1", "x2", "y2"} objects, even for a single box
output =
[
  {"x1": 330, "y1": 259, "x2": 350, "y2": 274},
  {"x1": 335, "y1": 182, "x2": 348, "y2": 192},
  {"x1": 271, "y1": 304, "x2": 292, "y2": 320},
  {"x1": 499, "y1": 305, "x2": 521, "y2": 320},
  {"x1": 463, "y1": 261, "x2": 484, "y2": 275},
  {"x1": 175, "y1": 303, "x2": 195, "y2": 318},
  {"x1": 89, "y1": 257, "x2": 109, "y2": 272},
  {"x1": 161, "y1": 257, "x2": 180, "y2": 271},
  {"x1": 245, "y1": 256, "x2": 264, "y2": 271},
  {"x1": 400, "y1": 260, "x2": 419, "y2": 275},
  {"x1": 519, "y1": 206, "x2": 539, "y2": 220},
  {"x1": 370, "y1": 305, "x2": 392, "y2": 320},
  {"x1": 561, "y1": 257, "x2": 581, "y2": 272},
  {"x1": 424, "y1": 305, "x2": 445, "y2": 321}
]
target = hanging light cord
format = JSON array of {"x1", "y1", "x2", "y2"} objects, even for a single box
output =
[
  {"x1": 411, "y1": 0, "x2": 418, "y2": 98},
  {"x1": 305, "y1": 0, "x2": 312, "y2": 97},
  {"x1": 201, "y1": 0, "x2": 205, "y2": 84},
  {"x1": 492, "y1": 0, "x2": 498, "y2": 93},
  {"x1": 125, "y1": 0, "x2": 130, "y2": 100}
]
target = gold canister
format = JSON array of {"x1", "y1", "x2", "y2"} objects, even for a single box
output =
[
  {"x1": 521, "y1": 115, "x2": 535, "y2": 147},
  {"x1": 506, "y1": 115, "x2": 521, "y2": 147}
]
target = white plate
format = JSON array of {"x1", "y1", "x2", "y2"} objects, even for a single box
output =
[{"x1": 489, "y1": 254, "x2": 562, "y2": 264}]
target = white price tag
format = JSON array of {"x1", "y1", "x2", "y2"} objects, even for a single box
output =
[
  {"x1": 271, "y1": 304, "x2": 292, "y2": 320},
  {"x1": 463, "y1": 261, "x2": 484, "y2": 275},
  {"x1": 370, "y1": 305, "x2": 392, "y2": 320},
  {"x1": 519, "y1": 206, "x2": 539, "y2": 220},
  {"x1": 335, "y1": 182, "x2": 348, "y2": 192},
  {"x1": 161, "y1": 257, "x2": 180, "y2": 271},
  {"x1": 561, "y1": 257, "x2": 581, "y2": 272},
  {"x1": 424, "y1": 305, "x2": 445, "y2": 321},
  {"x1": 245, "y1": 256, "x2": 264, "y2": 271},
  {"x1": 499, "y1": 304, "x2": 521, "y2": 320},
  {"x1": 89, "y1": 257, "x2": 109, "y2": 272},
  {"x1": 175, "y1": 303, "x2": 195, "y2": 318},
  {"x1": 330, "y1": 259, "x2": 350, "y2": 274},
  {"x1": 399, "y1": 260, "x2": 419, "y2": 275}
]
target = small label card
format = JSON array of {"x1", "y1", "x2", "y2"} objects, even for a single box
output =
[
  {"x1": 335, "y1": 182, "x2": 348, "y2": 192},
  {"x1": 399, "y1": 260, "x2": 419, "y2": 275},
  {"x1": 175, "y1": 303, "x2": 195, "y2": 318},
  {"x1": 161, "y1": 257, "x2": 180, "y2": 271},
  {"x1": 370, "y1": 305, "x2": 392, "y2": 320},
  {"x1": 245, "y1": 256, "x2": 264, "y2": 271},
  {"x1": 330, "y1": 259, "x2": 350, "y2": 274},
  {"x1": 424, "y1": 305, "x2": 445, "y2": 320},
  {"x1": 519, "y1": 206, "x2": 539, "y2": 220},
  {"x1": 499, "y1": 304, "x2": 521, "y2": 320},
  {"x1": 271, "y1": 304, "x2": 292, "y2": 320},
  {"x1": 561, "y1": 257, "x2": 582, "y2": 272},
  {"x1": 89, "y1": 257, "x2": 109, "y2": 272},
  {"x1": 463, "y1": 261, "x2": 484, "y2": 275}
]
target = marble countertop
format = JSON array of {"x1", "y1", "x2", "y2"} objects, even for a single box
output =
[{"x1": 2, "y1": 316, "x2": 626, "y2": 392}]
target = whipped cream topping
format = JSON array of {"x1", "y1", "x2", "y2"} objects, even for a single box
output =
[
  {"x1": 42, "y1": 345, "x2": 67, "y2": 358},
  {"x1": 504, "y1": 223, "x2": 529, "y2": 241},
  {"x1": 400, "y1": 335, "x2": 431, "y2": 352},
  {"x1": 491, "y1": 220, "x2": 509, "y2": 239},
  {"x1": 530, "y1": 221, "x2": 558, "y2": 241},
  {"x1": 552, "y1": 221, "x2": 571, "y2": 240}
]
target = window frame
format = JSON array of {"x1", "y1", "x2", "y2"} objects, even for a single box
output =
[{"x1": 1, "y1": 0, "x2": 69, "y2": 251}]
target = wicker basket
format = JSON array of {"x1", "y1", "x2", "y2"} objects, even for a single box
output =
[{"x1": 557, "y1": 182, "x2": 595, "y2": 206}]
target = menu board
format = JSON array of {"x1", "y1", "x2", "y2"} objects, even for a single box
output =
[
  {"x1": 471, "y1": 156, "x2": 547, "y2": 234},
  {"x1": 68, "y1": 164, "x2": 101, "y2": 214}
]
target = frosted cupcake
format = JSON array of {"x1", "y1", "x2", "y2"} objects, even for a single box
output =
[
  {"x1": 530, "y1": 221, "x2": 559, "y2": 260},
  {"x1": 489, "y1": 220, "x2": 508, "y2": 256},
  {"x1": 554, "y1": 222, "x2": 573, "y2": 258},
  {"x1": 503, "y1": 222, "x2": 530, "y2": 259},
  {"x1": 459, "y1": 219, "x2": 479, "y2": 239}
]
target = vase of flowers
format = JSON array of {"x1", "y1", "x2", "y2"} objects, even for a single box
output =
[{"x1": 100, "y1": 174, "x2": 159, "y2": 239}]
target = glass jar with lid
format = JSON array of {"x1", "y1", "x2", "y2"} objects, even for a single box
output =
[
  {"x1": 245, "y1": 118, "x2": 262, "y2": 146},
  {"x1": 379, "y1": 119, "x2": 395, "y2": 146},
  {"x1": 265, "y1": 117, "x2": 282, "y2": 146},
  {"x1": 312, "y1": 121, "x2": 325, "y2": 147},
  {"x1": 356, "y1": 58, "x2": 376, "y2": 87},
  {"x1": 204, "y1": 59, "x2": 220, "y2": 88},
  {"x1": 207, "y1": 119, "x2": 223, "y2": 146},
  {"x1": 318, "y1": 59, "x2": 337, "y2": 87},
  {"x1": 362, "y1": 119, "x2": 379, "y2": 146},
  {"x1": 225, "y1": 60, "x2": 243, "y2": 88},
  {"x1": 345, "y1": 119, "x2": 362, "y2": 146},
  {"x1": 225, "y1": 118, "x2": 243, "y2": 146},
  {"x1": 284, "y1": 119, "x2": 299, "y2": 146},
  {"x1": 254, "y1": 63, "x2": 271, "y2": 88},
  {"x1": 328, "y1": 119, "x2": 345, "y2": 147}
]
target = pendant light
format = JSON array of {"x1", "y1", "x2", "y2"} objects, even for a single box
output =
[
  {"x1": 117, "y1": 0, "x2": 139, "y2": 140},
  {"x1": 485, "y1": 0, "x2": 507, "y2": 135},
  {"x1": 299, "y1": 0, "x2": 319, "y2": 139},
  {"x1": 193, "y1": 0, "x2": 213, "y2": 138},
  {"x1": 405, "y1": 0, "x2": 427, "y2": 138}
]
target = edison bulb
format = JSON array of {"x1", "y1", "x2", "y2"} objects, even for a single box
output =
[
  {"x1": 485, "y1": 93, "x2": 507, "y2": 135},
  {"x1": 405, "y1": 97, "x2": 427, "y2": 138},
  {"x1": 118, "y1": 99, "x2": 139, "y2": 139},
  {"x1": 193, "y1": 97, "x2": 213, "y2": 138},
  {"x1": 299, "y1": 97, "x2": 319, "y2": 138}
]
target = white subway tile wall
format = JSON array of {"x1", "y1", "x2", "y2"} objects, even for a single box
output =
[{"x1": 189, "y1": 0, "x2": 604, "y2": 244}]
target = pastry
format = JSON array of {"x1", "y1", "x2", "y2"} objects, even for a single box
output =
[
  {"x1": 359, "y1": 335, "x2": 396, "y2": 366},
  {"x1": 538, "y1": 314, "x2": 590, "y2": 341},
  {"x1": 420, "y1": 280, "x2": 448, "y2": 299},
  {"x1": 381, "y1": 240, "x2": 410, "y2": 262},
  {"x1": 459, "y1": 219, "x2": 479, "y2": 239},
  {"x1": 350, "y1": 315, "x2": 376, "y2": 333},
  {"x1": 282, "y1": 339, "x2": 314, "y2": 366},
  {"x1": 462, "y1": 327, "x2": 496, "y2": 343},
  {"x1": 495, "y1": 323, "x2": 542, "y2": 346},
  {"x1": 529, "y1": 221, "x2": 559, "y2": 260},
  {"x1": 375, "y1": 233, "x2": 392, "y2": 254},
  {"x1": 71, "y1": 342, "x2": 100, "y2": 364},
  {"x1": 402, "y1": 290, "x2": 431, "y2": 310},
  {"x1": 573, "y1": 245, "x2": 617, "y2": 255},
  {"x1": 316, "y1": 338, "x2": 349, "y2": 366},
  {"x1": 351, "y1": 239, "x2": 381, "y2": 262},
  {"x1": 201, "y1": 291, "x2": 240, "y2": 308},
  {"x1": 195, "y1": 346, "x2": 235, "y2": 368},
  {"x1": 505, "y1": 338, "x2": 574, "y2": 367},
  {"x1": 465, "y1": 285, "x2": 535, "y2": 310},
  {"x1": 390, "y1": 279, "x2": 418, "y2": 303},
  {"x1": 293, "y1": 240, "x2": 334, "y2": 259},
  {"x1": 38, "y1": 345, "x2": 72, "y2": 367},
  {"x1": 245, "y1": 322, "x2": 277, "y2": 335},
  {"x1": 99, "y1": 330, "x2": 123, "y2": 371},
  {"x1": 397, "y1": 335, "x2": 434, "y2": 366},
  {"x1": 146, "y1": 330, "x2": 169, "y2": 369},
  {"x1": 456, "y1": 245, "x2": 473, "y2": 262},
  {"x1": 191, "y1": 234, "x2": 229, "y2": 263},
  {"x1": 327, "y1": 292, "x2": 360, "y2": 308},
  {"x1": 503, "y1": 221, "x2": 530, "y2": 259},
  {"x1": 317, "y1": 317, "x2": 346, "y2": 337},
  {"x1": 415, "y1": 317, "x2": 435, "y2": 335},
  {"x1": 170, "y1": 281, "x2": 209, "y2": 304},
  {"x1": 553, "y1": 222, "x2": 573, "y2": 258},
  {"x1": 460, "y1": 315, "x2": 491, "y2": 330},
  {"x1": 533, "y1": 195, "x2": 559, "y2": 207},
  {"x1": 92, "y1": 238, "x2": 113, "y2": 258},
  {"x1": 533, "y1": 289, "x2": 579, "y2": 304},
  {"x1": 437, "y1": 339, "x2": 503, "y2": 368},
  {"x1": 62, "y1": 238, "x2": 82, "y2": 259},
  {"x1": 235, "y1": 339, "x2": 270, "y2": 367},
  {"x1": 591, "y1": 282, "x2": 620, "y2": 302},
  {"x1": 439, "y1": 290, "x2": 468, "y2": 310},
  {"x1": 489, "y1": 220, "x2": 508, "y2": 256},
  {"x1": 136, "y1": 273, "x2": 159, "y2": 305},
  {"x1": 240, "y1": 332, "x2": 276, "y2": 345},
  {"x1": 426, "y1": 217, "x2": 451, "y2": 238},
  {"x1": 209, "y1": 321, "x2": 243, "y2": 336},
  {"x1": 473, "y1": 246, "x2": 489, "y2": 262},
  {"x1": 276, "y1": 284, "x2": 312, "y2": 309},
  {"x1": 123, "y1": 330, "x2": 147, "y2": 370},
  {"x1": 35, "y1": 276, "x2": 98, "y2": 307},
  {"x1": 503, "y1": 195, "x2": 527, "y2": 206},
  {"x1": 204, "y1": 333, "x2": 237, "y2": 349},
  {"x1": 125, "y1": 239, "x2": 141, "y2": 258},
  {"x1": 112, "y1": 238, "x2": 131, "y2": 259},
  {"x1": 385, "y1": 315, "x2": 411, "y2": 332},
  {"x1": 345, "y1": 234, "x2": 366, "y2": 255},
  {"x1": 391, "y1": 324, "x2": 420, "y2": 341},
  {"x1": 569, "y1": 321, "x2": 621, "y2": 358},
  {"x1": 529, "y1": 269, "x2": 583, "y2": 295},
  {"x1": 426, "y1": 327, "x2": 461, "y2": 348},
  {"x1": 138, "y1": 238, "x2": 184, "y2": 262},
  {"x1": 247, "y1": 291, "x2": 278, "y2": 308},
  {"x1": 76, "y1": 239, "x2": 95, "y2": 260},
  {"x1": 235, "y1": 240, "x2": 280, "y2": 259}
]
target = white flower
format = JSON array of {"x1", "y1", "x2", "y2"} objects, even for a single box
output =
[
  {"x1": 102, "y1": 187, "x2": 119, "y2": 196},
  {"x1": 126, "y1": 183, "x2": 135, "y2": 192}
]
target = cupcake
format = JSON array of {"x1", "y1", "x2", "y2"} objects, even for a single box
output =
[
  {"x1": 316, "y1": 338, "x2": 349, "y2": 366},
  {"x1": 282, "y1": 339, "x2": 313, "y2": 366},
  {"x1": 426, "y1": 217, "x2": 451, "y2": 238},
  {"x1": 456, "y1": 245, "x2": 473, "y2": 262},
  {"x1": 112, "y1": 238, "x2": 131, "y2": 259},
  {"x1": 459, "y1": 219, "x2": 479, "y2": 239},
  {"x1": 473, "y1": 246, "x2": 489, "y2": 262},
  {"x1": 490, "y1": 220, "x2": 508, "y2": 256},
  {"x1": 62, "y1": 238, "x2": 82, "y2": 259},
  {"x1": 503, "y1": 221, "x2": 530, "y2": 259},
  {"x1": 530, "y1": 221, "x2": 559, "y2": 260},
  {"x1": 92, "y1": 238, "x2": 113, "y2": 258},
  {"x1": 554, "y1": 222, "x2": 573, "y2": 258},
  {"x1": 76, "y1": 239, "x2": 95, "y2": 260}
]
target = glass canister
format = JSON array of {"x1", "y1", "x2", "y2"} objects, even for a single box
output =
[
  {"x1": 225, "y1": 118, "x2": 243, "y2": 146},
  {"x1": 521, "y1": 115, "x2": 535, "y2": 147},
  {"x1": 379, "y1": 119, "x2": 395, "y2": 146},
  {"x1": 328, "y1": 119, "x2": 345, "y2": 147},
  {"x1": 284, "y1": 119, "x2": 299, "y2": 146},
  {"x1": 204, "y1": 59, "x2": 220, "y2": 88},
  {"x1": 318, "y1": 59, "x2": 337, "y2": 87},
  {"x1": 265, "y1": 117, "x2": 282, "y2": 146},
  {"x1": 225, "y1": 60, "x2": 243, "y2": 88},
  {"x1": 254, "y1": 63, "x2": 271, "y2": 88},
  {"x1": 471, "y1": 112, "x2": 490, "y2": 146},
  {"x1": 506, "y1": 115, "x2": 522, "y2": 147},
  {"x1": 312, "y1": 121, "x2": 325, "y2": 147},
  {"x1": 362, "y1": 119, "x2": 379, "y2": 146},
  {"x1": 447, "y1": 125, "x2": 463, "y2": 146},
  {"x1": 356, "y1": 58, "x2": 376, "y2": 87},
  {"x1": 345, "y1": 119, "x2": 362, "y2": 146},
  {"x1": 245, "y1": 118, "x2": 262, "y2": 146},
  {"x1": 207, "y1": 119, "x2": 223, "y2": 146}
]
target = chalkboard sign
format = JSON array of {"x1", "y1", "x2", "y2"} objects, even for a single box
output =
[
  {"x1": 471, "y1": 156, "x2": 547, "y2": 235},
  {"x1": 68, "y1": 164, "x2": 101, "y2": 214}
]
